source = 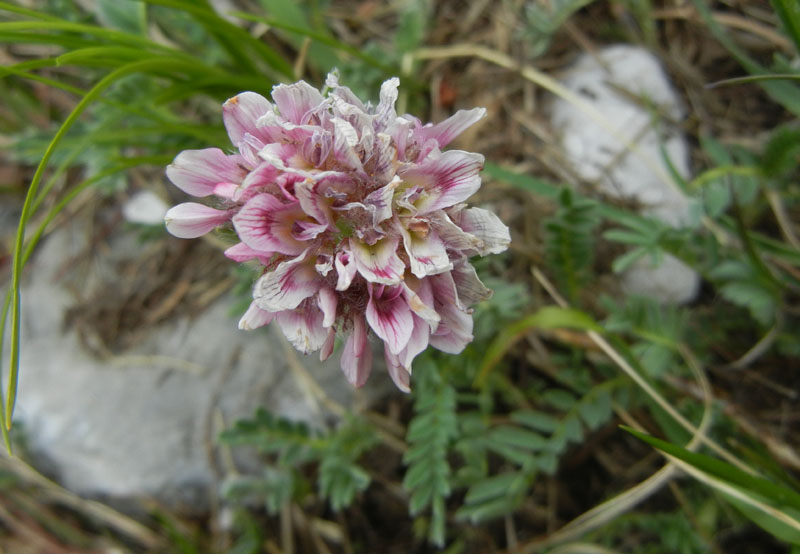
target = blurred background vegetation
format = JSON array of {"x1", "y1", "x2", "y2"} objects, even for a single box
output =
[{"x1": 1, "y1": 0, "x2": 800, "y2": 552}]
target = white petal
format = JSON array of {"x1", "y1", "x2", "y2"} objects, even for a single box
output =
[
  {"x1": 458, "y1": 207, "x2": 510, "y2": 255},
  {"x1": 253, "y1": 250, "x2": 321, "y2": 311},
  {"x1": 238, "y1": 301, "x2": 276, "y2": 330},
  {"x1": 277, "y1": 306, "x2": 328, "y2": 354},
  {"x1": 335, "y1": 248, "x2": 358, "y2": 291},
  {"x1": 398, "y1": 222, "x2": 453, "y2": 278},
  {"x1": 451, "y1": 259, "x2": 492, "y2": 307},
  {"x1": 350, "y1": 236, "x2": 405, "y2": 286}
]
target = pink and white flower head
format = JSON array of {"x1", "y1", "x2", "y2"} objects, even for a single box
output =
[{"x1": 165, "y1": 72, "x2": 510, "y2": 392}]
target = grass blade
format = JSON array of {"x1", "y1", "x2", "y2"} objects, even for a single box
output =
[{"x1": 5, "y1": 58, "x2": 203, "y2": 427}]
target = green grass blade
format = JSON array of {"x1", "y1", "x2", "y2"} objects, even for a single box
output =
[
  {"x1": 5, "y1": 58, "x2": 202, "y2": 428},
  {"x1": 141, "y1": 0, "x2": 293, "y2": 77},
  {"x1": 231, "y1": 11, "x2": 400, "y2": 76},
  {"x1": 771, "y1": 0, "x2": 800, "y2": 53},
  {"x1": 474, "y1": 307, "x2": 603, "y2": 387},
  {"x1": 0, "y1": 1, "x2": 63, "y2": 21},
  {"x1": 0, "y1": 21, "x2": 179, "y2": 53},
  {"x1": 692, "y1": 0, "x2": 800, "y2": 116}
]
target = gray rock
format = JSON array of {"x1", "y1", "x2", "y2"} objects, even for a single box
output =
[
  {"x1": 549, "y1": 45, "x2": 700, "y2": 304},
  {"x1": 10, "y1": 220, "x2": 383, "y2": 513}
]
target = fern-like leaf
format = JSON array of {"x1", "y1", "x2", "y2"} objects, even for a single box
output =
[{"x1": 403, "y1": 360, "x2": 459, "y2": 547}]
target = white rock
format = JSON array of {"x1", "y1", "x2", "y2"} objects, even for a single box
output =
[
  {"x1": 9, "y1": 223, "x2": 386, "y2": 512},
  {"x1": 122, "y1": 190, "x2": 169, "y2": 225},
  {"x1": 550, "y1": 45, "x2": 699, "y2": 303}
]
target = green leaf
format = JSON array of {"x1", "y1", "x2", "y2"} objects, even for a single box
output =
[
  {"x1": 402, "y1": 362, "x2": 459, "y2": 546},
  {"x1": 510, "y1": 410, "x2": 560, "y2": 433}
]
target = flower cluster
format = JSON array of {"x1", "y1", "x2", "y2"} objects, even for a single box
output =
[{"x1": 165, "y1": 73, "x2": 509, "y2": 391}]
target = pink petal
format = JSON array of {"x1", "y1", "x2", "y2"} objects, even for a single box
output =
[
  {"x1": 317, "y1": 286, "x2": 338, "y2": 328},
  {"x1": 232, "y1": 194, "x2": 306, "y2": 256},
  {"x1": 224, "y1": 242, "x2": 273, "y2": 263},
  {"x1": 335, "y1": 248, "x2": 358, "y2": 291},
  {"x1": 276, "y1": 305, "x2": 328, "y2": 354},
  {"x1": 223, "y1": 92, "x2": 275, "y2": 148},
  {"x1": 366, "y1": 284, "x2": 413, "y2": 355},
  {"x1": 428, "y1": 272, "x2": 474, "y2": 354},
  {"x1": 384, "y1": 350, "x2": 411, "y2": 393},
  {"x1": 398, "y1": 313, "x2": 430, "y2": 370},
  {"x1": 253, "y1": 250, "x2": 322, "y2": 311},
  {"x1": 340, "y1": 316, "x2": 372, "y2": 387},
  {"x1": 350, "y1": 236, "x2": 405, "y2": 285},
  {"x1": 320, "y1": 328, "x2": 336, "y2": 361},
  {"x1": 164, "y1": 202, "x2": 231, "y2": 238},
  {"x1": 271, "y1": 81, "x2": 325, "y2": 124},
  {"x1": 398, "y1": 221, "x2": 453, "y2": 278},
  {"x1": 416, "y1": 107, "x2": 486, "y2": 148},
  {"x1": 166, "y1": 149, "x2": 248, "y2": 197},
  {"x1": 398, "y1": 150, "x2": 484, "y2": 213},
  {"x1": 238, "y1": 301, "x2": 276, "y2": 330}
]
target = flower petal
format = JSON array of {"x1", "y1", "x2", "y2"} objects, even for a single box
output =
[
  {"x1": 271, "y1": 81, "x2": 325, "y2": 124},
  {"x1": 331, "y1": 117, "x2": 366, "y2": 176},
  {"x1": 224, "y1": 241, "x2": 273, "y2": 263},
  {"x1": 233, "y1": 194, "x2": 306, "y2": 255},
  {"x1": 458, "y1": 207, "x2": 511, "y2": 255},
  {"x1": 320, "y1": 328, "x2": 336, "y2": 361},
  {"x1": 238, "y1": 301, "x2": 276, "y2": 330},
  {"x1": 430, "y1": 210, "x2": 484, "y2": 252},
  {"x1": 340, "y1": 316, "x2": 372, "y2": 387},
  {"x1": 277, "y1": 305, "x2": 328, "y2": 354},
  {"x1": 253, "y1": 250, "x2": 321, "y2": 311},
  {"x1": 398, "y1": 221, "x2": 453, "y2": 278},
  {"x1": 366, "y1": 284, "x2": 413, "y2": 355},
  {"x1": 384, "y1": 350, "x2": 411, "y2": 393},
  {"x1": 402, "y1": 276, "x2": 440, "y2": 331},
  {"x1": 416, "y1": 107, "x2": 486, "y2": 148},
  {"x1": 335, "y1": 248, "x2": 358, "y2": 291},
  {"x1": 398, "y1": 150, "x2": 484, "y2": 213},
  {"x1": 166, "y1": 149, "x2": 248, "y2": 197},
  {"x1": 375, "y1": 77, "x2": 399, "y2": 128},
  {"x1": 350, "y1": 236, "x2": 405, "y2": 285},
  {"x1": 223, "y1": 92, "x2": 275, "y2": 148},
  {"x1": 398, "y1": 314, "x2": 430, "y2": 370},
  {"x1": 428, "y1": 272, "x2": 474, "y2": 354},
  {"x1": 451, "y1": 259, "x2": 493, "y2": 307},
  {"x1": 317, "y1": 286, "x2": 338, "y2": 328},
  {"x1": 164, "y1": 202, "x2": 230, "y2": 238}
]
